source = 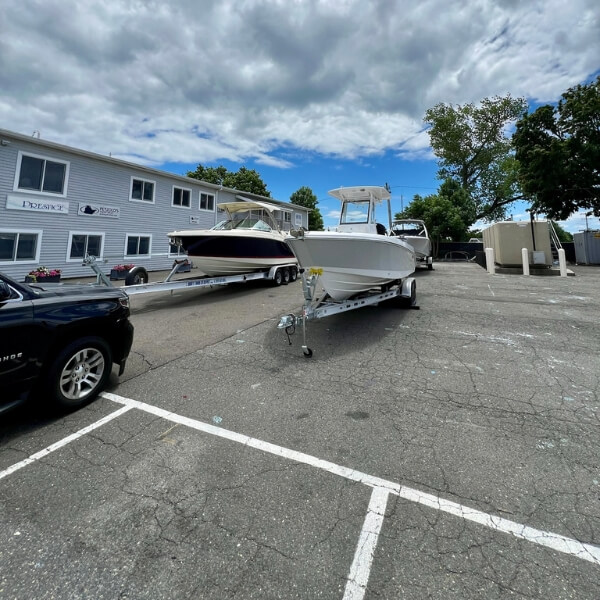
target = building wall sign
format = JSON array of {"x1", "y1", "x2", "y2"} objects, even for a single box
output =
[
  {"x1": 78, "y1": 202, "x2": 120, "y2": 218},
  {"x1": 190, "y1": 216, "x2": 200, "y2": 224},
  {"x1": 6, "y1": 194, "x2": 69, "y2": 214}
]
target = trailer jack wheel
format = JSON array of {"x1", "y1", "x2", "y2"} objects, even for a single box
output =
[{"x1": 302, "y1": 347, "x2": 313, "y2": 358}]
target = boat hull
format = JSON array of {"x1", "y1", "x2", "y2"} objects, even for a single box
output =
[
  {"x1": 401, "y1": 236, "x2": 432, "y2": 260},
  {"x1": 287, "y1": 232, "x2": 416, "y2": 300},
  {"x1": 172, "y1": 231, "x2": 296, "y2": 276}
]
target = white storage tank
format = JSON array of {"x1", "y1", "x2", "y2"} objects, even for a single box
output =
[
  {"x1": 482, "y1": 221, "x2": 553, "y2": 267},
  {"x1": 574, "y1": 231, "x2": 600, "y2": 265}
]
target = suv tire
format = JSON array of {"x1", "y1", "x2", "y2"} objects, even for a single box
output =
[{"x1": 47, "y1": 337, "x2": 112, "y2": 410}]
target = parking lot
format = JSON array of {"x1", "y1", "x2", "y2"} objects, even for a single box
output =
[{"x1": 1, "y1": 262, "x2": 599, "y2": 599}]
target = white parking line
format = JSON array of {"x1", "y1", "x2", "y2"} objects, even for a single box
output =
[
  {"x1": 102, "y1": 392, "x2": 600, "y2": 567},
  {"x1": 343, "y1": 487, "x2": 389, "y2": 600},
  {"x1": 0, "y1": 405, "x2": 133, "y2": 481}
]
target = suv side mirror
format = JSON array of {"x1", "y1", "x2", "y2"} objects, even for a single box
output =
[{"x1": 0, "y1": 281, "x2": 12, "y2": 301}]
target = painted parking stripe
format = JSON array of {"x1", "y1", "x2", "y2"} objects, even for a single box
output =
[
  {"x1": 343, "y1": 487, "x2": 389, "y2": 600},
  {"x1": 0, "y1": 405, "x2": 133, "y2": 481},
  {"x1": 102, "y1": 392, "x2": 600, "y2": 566}
]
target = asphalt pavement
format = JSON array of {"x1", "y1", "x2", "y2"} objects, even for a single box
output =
[{"x1": 1, "y1": 262, "x2": 599, "y2": 599}]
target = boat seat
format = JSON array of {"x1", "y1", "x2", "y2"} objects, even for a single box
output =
[{"x1": 376, "y1": 223, "x2": 387, "y2": 235}]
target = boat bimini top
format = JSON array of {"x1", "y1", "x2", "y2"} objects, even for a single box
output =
[
  {"x1": 214, "y1": 199, "x2": 292, "y2": 232},
  {"x1": 217, "y1": 199, "x2": 292, "y2": 216},
  {"x1": 328, "y1": 186, "x2": 391, "y2": 204}
]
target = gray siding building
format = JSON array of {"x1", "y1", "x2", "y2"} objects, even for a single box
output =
[{"x1": 0, "y1": 128, "x2": 308, "y2": 281}]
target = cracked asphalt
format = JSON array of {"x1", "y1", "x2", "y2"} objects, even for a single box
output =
[{"x1": 1, "y1": 262, "x2": 599, "y2": 599}]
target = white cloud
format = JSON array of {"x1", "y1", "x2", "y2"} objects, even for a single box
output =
[
  {"x1": 1, "y1": 0, "x2": 598, "y2": 168},
  {"x1": 558, "y1": 210, "x2": 600, "y2": 234}
]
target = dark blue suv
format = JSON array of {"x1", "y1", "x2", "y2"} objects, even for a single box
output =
[{"x1": 0, "y1": 271, "x2": 134, "y2": 414}]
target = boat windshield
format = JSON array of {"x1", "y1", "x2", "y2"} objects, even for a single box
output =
[
  {"x1": 212, "y1": 218, "x2": 272, "y2": 232},
  {"x1": 392, "y1": 222, "x2": 426, "y2": 236},
  {"x1": 340, "y1": 201, "x2": 370, "y2": 224}
]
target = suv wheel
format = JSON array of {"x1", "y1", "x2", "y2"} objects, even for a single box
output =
[{"x1": 47, "y1": 337, "x2": 112, "y2": 409}]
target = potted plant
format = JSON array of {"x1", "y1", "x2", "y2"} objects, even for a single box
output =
[
  {"x1": 110, "y1": 264, "x2": 135, "y2": 280},
  {"x1": 25, "y1": 266, "x2": 62, "y2": 283}
]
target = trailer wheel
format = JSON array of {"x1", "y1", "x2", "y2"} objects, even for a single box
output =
[
  {"x1": 125, "y1": 267, "x2": 149, "y2": 286},
  {"x1": 401, "y1": 279, "x2": 417, "y2": 308},
  {"x1": 303, "y1": 347, "x2": 313, "y2": 358},
  {"x1": 272, "y1": 269, "x2": 283, "y2": 286},
  {"x1": 289, "y1": 267, "x2": 298, "y2": 282},
  {"x1": 427, "y1": 259, "x2": 433, "y2": 271},
  {"x1": 282, "y1": 268, "x2": 290, "y2": 285}
]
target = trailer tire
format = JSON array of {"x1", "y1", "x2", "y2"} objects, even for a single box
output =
[
  {"x1": 289, "y1": 267, "x2": 298, "y2": 282},
  {"x1": 282, "y1": 268, "x2": 290, "y2": 284},
  {"x1": 401, "y1": 279, "x2": 417, "y2": 308},
  {"x1": 427, "y1": 260, "x2": 433, "y2": 270},
  {"x1": 272, "y1": 269, "x2": 283, "y2": 286},
  {"x1": 125, "y1": 267, "x2": 149, "y2": 286}
]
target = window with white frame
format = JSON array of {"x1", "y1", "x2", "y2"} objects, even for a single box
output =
[
  {"x1": 67, "y1": 232, "x2": 104, "y2": 261},
  {"x1": 130, "y1": 177, "x2": 155, "y2": 203},
  {"x1": 295, "y1": 213, "x2": 303, "y2": 227},
  {"x1": 172, "y1": 186, "x2": 191, "y2": 208},
  {"x1": 125, "y1": 234, "x2": 151, "y2": 257},
  {"x1": 0, "y1": 229, "x2": 42, "y2": 263},
  {"x1": 168, "y1": 242, "x2": 186, "y2": 257},
  {"x1": 14, "y1": 152, "x2": 69, "y2": 196},
  {"x1": 200, "y1": 192, "x2": 215, "y2": 211},
  {"x1": 283, "y1": 212, "x2": 292, "y2": 222}
]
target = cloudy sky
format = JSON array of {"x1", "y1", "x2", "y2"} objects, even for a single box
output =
[{"x1": 1, "y1": 0, "x2": 599, "y2": 230}]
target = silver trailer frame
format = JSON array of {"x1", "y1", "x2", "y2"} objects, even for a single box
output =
[
  {"x1": 83, "y1": 256, "x2": 298, "y2": 294},
  {"x1": 278, "y1": 268, "x2": 417, "y2": 357}
]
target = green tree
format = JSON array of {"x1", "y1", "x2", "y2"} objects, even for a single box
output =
[
  {"x1": 289, "y1": 186, "x2": 324, "y2": 231},
  {"x1": 424, "y1": 94, "x2": 528, "y2": 222},
  {"x1": 550, "y1": 220, "x2": 573, "y2": 243},
  {"x1": 394, "y1": 179, "x2": 477, "y2": 255},
  {"x1": 187, "y1": 164, "x2": 271, "y2": 197},
  {"x1": 513, "y1": 76, "x2": 600, "y2": 220}
]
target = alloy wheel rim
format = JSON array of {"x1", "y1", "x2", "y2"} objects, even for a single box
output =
[{"x1": 59, "y1": 348, "x2": 106, "y2": 400}]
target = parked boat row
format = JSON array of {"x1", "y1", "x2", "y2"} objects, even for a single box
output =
[{"x1": 167, "y1": 185, "x2": 427, "y2": 302}]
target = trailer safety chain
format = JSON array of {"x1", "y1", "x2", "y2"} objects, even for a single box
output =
[{"x1": 283, "y1": 314, "x2": 297, "y2": 345}]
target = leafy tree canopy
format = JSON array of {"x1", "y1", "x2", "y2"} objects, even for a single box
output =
[
  {"x1": 187, "y1": 164, "x2": 271, "y2": 197},
  {"x1": 550, "y1": 220, "x2": 573, "y2": 243},
  {"x1": 289, "y1": 186, "x2": 324, "y2": 231},
  {"x1": 513, "y1": 76, "x2": 600, "y2": 220},
  {"x1": 394, "y1": 179, "x2": 477, "y2": 253},
  {"x1": 424, "y1": 94, "x2": 528, "y2": 222}
]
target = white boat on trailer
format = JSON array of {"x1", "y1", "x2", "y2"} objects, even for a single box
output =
[
  {"x1": 286, "y1": 186, "x2": 416, "y2": 301},
  {"x1": 167, "y1": 200, "x2": 297, "y2": 278},
  {"x1": 390, "y1": 219, "x2": 433, "y2": 269},
  {"x1": 279, "y1": 185, "x2": 418, "y2": 356}
]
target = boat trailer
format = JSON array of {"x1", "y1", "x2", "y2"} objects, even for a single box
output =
[
  {"x1": 278, "y1": 268, "x2": 418, "y2": 357},
  {"x1": 82, "y1": 256, "x2": 298, "y2": 294}
]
